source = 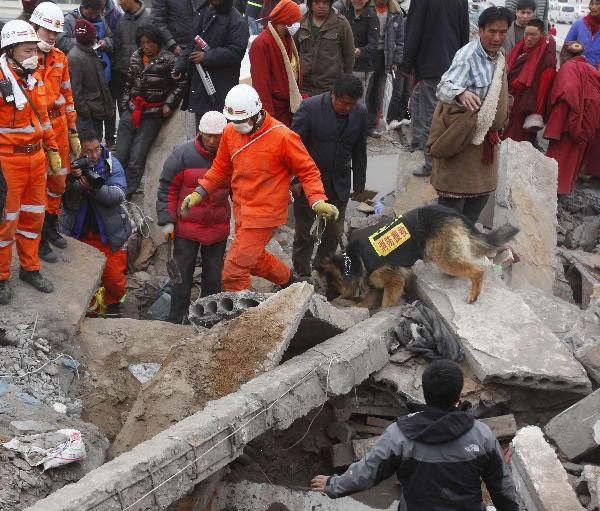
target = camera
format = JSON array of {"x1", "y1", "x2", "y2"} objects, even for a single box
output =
[{"x1": 71, "y1": 156, "x2": 105, "y2": 190}]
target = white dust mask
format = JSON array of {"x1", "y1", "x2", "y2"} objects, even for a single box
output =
[
  {"x1": 20, "y1": 55, "x2": 39, "y2": 71},
  {"x1": 287, "y1": 22, "x2": 300, "y2": 36},
  {"x1": 232, "y1": 121, "x2": 253, "y2": 134},
  {"x1": 37, "y1": 40, "x2": 55, "y2": 53}
]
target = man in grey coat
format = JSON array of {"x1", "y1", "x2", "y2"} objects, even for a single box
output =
[
  {"x1": 312, "y1": 360, "x2": 519, "y2": 511},
  {"x1": 151, "y1": 0, "x2": 204, "y2": 56}
]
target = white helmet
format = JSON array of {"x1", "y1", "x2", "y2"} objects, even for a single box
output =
[
  {"x1": 223, "y1": 84, "x2": 262, "y2": 121},
  {"x1": 1, "y1": 20, "x2": 39, "y2": 49},
  {"x1": 199, "y1": 110, "x2": 227, "y2": 134},
  {"x1": 31, "y1": 2, "x2": 65, "y2": 33}
]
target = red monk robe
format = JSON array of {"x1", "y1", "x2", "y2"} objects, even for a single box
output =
[
  {"x1": 544, "y1": 56, "x2": 600, "y2": 195},
  {"x1": 503, "y1": 36, "x2": 557, "y2": 143}
]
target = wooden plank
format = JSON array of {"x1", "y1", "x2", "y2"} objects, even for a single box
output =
[
  {"x1": 366, "y1": 417, "x2": 393, "y2": 428},
  {"x1": 480, "y1": 415, "x2": 517, "y2": 440},
  {"x1": 348, "y1": 421, "x2": 385, "y2": 436}
]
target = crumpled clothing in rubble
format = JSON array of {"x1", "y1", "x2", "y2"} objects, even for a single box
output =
[{"x1": 393, "y1": 300, "x2": 464, "y2": 361}]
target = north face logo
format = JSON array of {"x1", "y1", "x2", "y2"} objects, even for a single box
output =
[{"x1": 465, "y1": 444, "x2": 480, "y2": 454}]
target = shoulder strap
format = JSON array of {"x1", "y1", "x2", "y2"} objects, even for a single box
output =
[
  {"x1": 15, "y1": 80, "x2": 43, "y2": 125},
  {"x1": 230, "y1": 124, "x2": 286, "y2": 161}
]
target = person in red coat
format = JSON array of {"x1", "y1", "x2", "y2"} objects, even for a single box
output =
[
  {"x1": 503, "y1": 19, "x2": 556, "y2": 143},
  {"x1": 544, "y1": 42, "x2": 600, "y2": 195},
  {"x1": 249, "y1": 0, "x2": 303, "y2": 126}
]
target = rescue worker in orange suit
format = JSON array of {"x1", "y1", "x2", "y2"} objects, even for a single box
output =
[
  {"x1": 181, "y1": 84, "x2": 339, "y2": 291},
  {"x1": 0, "y1": 20, "x2": 61, "y2": 305},
  {"x1": 59, "y1": 131, "x2": 132, "y2": 316},
  {"x1": 30, "y1": 2, "x2": 82, "y2": 263}
]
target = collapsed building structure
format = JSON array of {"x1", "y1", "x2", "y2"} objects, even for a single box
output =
[{"x1": 0, "y1": 111, "x2": 599, "y2": 511}]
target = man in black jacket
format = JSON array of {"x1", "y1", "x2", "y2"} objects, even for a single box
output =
[
  {"x1": 402, "y1": 0, "x2": 469, "y2": 176},
  {"x1": 312, "y1": 360, "x2": 519, "y2": 511},
  {"x1": 151, "y1": 0, "x2": 204, "y2": 56},
  {"x1": 291, "y1": 74, "x2": 367, "y2": 277},
  {"x1": 174, "y1": 0, "x2": 250, "y2": 126}
]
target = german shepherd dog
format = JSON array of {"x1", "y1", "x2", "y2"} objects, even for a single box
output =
[{"x1": 319, "y1": 205, "x2": 519, "y2": 308}]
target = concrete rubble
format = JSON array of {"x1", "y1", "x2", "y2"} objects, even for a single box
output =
[
  {"x1": 510, "y1": 426, "x2": 585, "y2": 511},
  {"x1": 189, "y1": 290, "x2": 270, "y2": 327},
  {"x1": 494, "y1": 140, "x2": 558, "y2": 292},
  {"x1": 413, "y1": 261, "x2": 591, "y2": 393},
  {"x1": 26, "y1": 308, "x2": 402, "y2": 510},
  {"x1": 544, "y1": 389, "x2": 600, "y2": 461},
  {"x1": 110, "y1": 282, "x2": 316, "y2": 457}
]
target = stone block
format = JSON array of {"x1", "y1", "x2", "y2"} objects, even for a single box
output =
[
  {"x1": 413, "y1": 261, "x2": 591, "y2": 394},
  {"x1": 580, "y1": 465, "x2": 600, "y2": 509},
  {"x1": 494, "y1": 140, "x2": 558, "y2": 293},
  {"x1": 545, "y1": 389, "x2": 600, "y2": 460},
  {"x1": 394, "y1": 150, "x2": 437, "y2": 215},
  {"x1": 188, "y1": 290, "x2": 271, "y2": 328},
  {"x1": 510, "y1": 426, "x2": 585, "y2": 511},
  {"x1": 576, "y1": 343, "x2": 600, "y2": 384},
  {"x1": 4, "y1": 237, "x2": 105, "y2": 344},
  {"x1": 110, "y1": 283, "x2": 315, "y2": 457},
  {"x1": 371, "y1": 358, "x2": 425, "y2": 404},
  {"x1": 9, "y1": 420, "x2": 55, "y2": 435}
]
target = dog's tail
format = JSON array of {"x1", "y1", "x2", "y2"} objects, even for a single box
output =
[{"x1": 470, "y1": 224, "x2": 519, "y2": 257}]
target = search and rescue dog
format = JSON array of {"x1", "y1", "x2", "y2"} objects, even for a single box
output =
[{"x1": 319, "y1": 205, "x2": 518, "y2": 308}]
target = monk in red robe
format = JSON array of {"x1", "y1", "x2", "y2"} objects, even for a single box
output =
[
  {"x1": 503, "y1": 19, "x2": 556, "y2": 143},
  {"x1": 544, "y1": 42, "x2": 600, "y2": 195}
]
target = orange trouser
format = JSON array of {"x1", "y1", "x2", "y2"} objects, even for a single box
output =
[
  {"x1": 222, "y1": 225, "x2": 291, "y2": 291},
  {"x1": 46, "y1": 113, "x2": 70, "y2": 214},
  {"x1": 0, "y1": 149, "x2": 47, "y2": 280},
  {"x1": 82, "y1": 232, "x2": 127, "y2": 304}
]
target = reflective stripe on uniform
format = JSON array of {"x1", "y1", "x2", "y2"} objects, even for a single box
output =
[
  {"x1": 55, "y1": 94, "x2": 66, "y2": 106},
  {"x1": 0, "y1": 125, "x2": 36, "y2": 133},
  {"x1": 54, "y1": 62, "x2": 64, "y2": 69},
  {"x1": 0, "y1": 239, "x2": 14, "y2": 248},
  {"x1": 42, "y1": 122, "x2": 52, "y2": 130},
  {"x1": 65, "y1": 105, "x2": 75, "y2": 112},
  {"x1": 16, "y1": 229, "x2": 39, "y2": 239},
  {"x1": 37, "y1": 80, "x2": 44, "y2": 86},
  {"x1": 57, "y1": 167, "x2": 68, "y2": 176},
  {"x1": 20, "y1": 204, "x2": 46, "y2": 213},
  {"x1": 60, "y1": 80, "x2": 71, "y2": 89},
  {"x1": 4, "y1": 211, "x2": 18, "y2": 221},
  {"x1": 47, "y1": 190, "x2": 62, "y2": 198}
]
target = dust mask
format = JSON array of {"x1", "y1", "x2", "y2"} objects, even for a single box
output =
[
  {"x1": 287, "y1": 22, "x2": 300, "y2": 36},
  {"x1": 37, "y1": 39, "x2": 55, "y2": 53},
  {"x1": 232, "y1": 121, "x2": 253, "y2": 134},
  {"x1": 20, "y1": 55, "x2": 39, "y2": 71}
]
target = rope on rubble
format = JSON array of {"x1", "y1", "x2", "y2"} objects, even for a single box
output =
[{"x1": 121, "y1": 345, "x2": 362, "y2": 511}]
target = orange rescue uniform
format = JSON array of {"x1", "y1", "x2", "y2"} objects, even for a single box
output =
[
  {"x1": 0, "y1": 66, "x2": 59, "y2": 280},
  {"x1": 198, "y1": 112, "x2": 327, "y2": 291},
  {"x1": 38, "y1": 47, "x2": 76, "y2": 214}
]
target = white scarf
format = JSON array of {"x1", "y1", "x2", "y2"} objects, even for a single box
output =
[
  {"x1": 471, "y1": 51, "x2": 505, "y2": 146},
  {"x1": 267, "y1": 22, "x2": 303, "y2": 114},
  {"x1": 0, "y1": 53, "x2": 37, "y2": 111}
]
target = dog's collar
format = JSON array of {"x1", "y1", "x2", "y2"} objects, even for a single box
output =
[{"x1": 343, "y1": 252, "x2": 352, "y2": 276}]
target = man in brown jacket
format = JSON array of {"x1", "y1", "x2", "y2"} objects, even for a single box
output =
[
  {"x1": 426, "y1": 7, "x2": 511, "y2": 223},
  {"x1": 296, "y1": 0, "x2": 355, "y2": 96}
]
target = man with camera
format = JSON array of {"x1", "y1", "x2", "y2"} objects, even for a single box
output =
[{"x1": 60, "y1": 131, "x2": 131, "y2": 316}]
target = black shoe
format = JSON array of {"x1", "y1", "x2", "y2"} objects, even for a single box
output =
[
  {"x1": 0, "y1": 280, "x2": 11, "y2": 305},
  {"x1": 412, "y1": 165, "x2": 432, "y2": 177},
  {"x1": 105, "y1": 302, "x2": 121, "y2": 317},
  {"x1": 282, "y1": 271, "x2": 312, "y2": 288},
  {"x1": 19, "y1": 268, "x2": 54, "y2": 293},
  {"x1": 45, "y1": 214, "x2": 67, "y2": 249},
  {"x1": 39, "y1": 239, "x2": 58, "y2": 263}
]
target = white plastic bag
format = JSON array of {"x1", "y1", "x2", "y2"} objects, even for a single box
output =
[{"x1": 40, "y1": 429, "x2": 86, "y2": 470}]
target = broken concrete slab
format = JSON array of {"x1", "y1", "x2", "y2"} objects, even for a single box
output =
[
  {"x1": 2, "y1": 237, "x2": 105, "y2": 344},
  {"x1": 371, "y1": 358, "x2": 425, "y2": 404},
  {"x1": 110, "y1": 282, "x2": 315, "y2": 457},
  {"x1": 75, "y1": 318, "x2": 193, "y2": 440},
  {"x1": 413, "y1": 261, "x2": 591, "y2": 394},
  {"x1": 580, "y1": 465, "x2": 600, "y2": 510},
  {"x1": 562, "y1": 300, "x2": 600, "y2": 384},
  {"x1": 188, "y1": 290, "x2": 270, "y2": 328},
  {"x1": 213, "y1": 480, "x2": 400, "y2": 511},
  {"x1": 27, "y1": 308, "x2": 402, "y2": 511},
  {"x1": 394, "y1": 150, "x2": 437, "y2": 215},
  {"x1": 544, "y1": 389, "x2": 600, "y2": 461},
  {"x1": 494, "y1": 140, "x2": 558, "y2": 293},
  {"x1": 560, "y1": 249, "x2": 600, "y2": 309},
  {"x1": 511, "y1": 426, "x2": 585, "y2": 511}
]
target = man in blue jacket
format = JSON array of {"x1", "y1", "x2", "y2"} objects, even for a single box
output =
[
  {"x1": 60, "y1": 131, "x2": 132, "y2": 316},
  {"x1": 312, "y1": 360, "x2": 519, "y2": 511}
]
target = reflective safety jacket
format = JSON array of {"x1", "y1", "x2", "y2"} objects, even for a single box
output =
[
  {"x1": 37, "y1": 47, "x2": 77, "y2": 130},
  {"x1": 0, "y1": 66, "x2": 58, "y2": 150}
]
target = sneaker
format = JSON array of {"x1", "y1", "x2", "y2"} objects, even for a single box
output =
[
  {"x1": 45, "y1": 214, "x2": 67, "y2": 249},
  {"x1": 39, "y1": 239, "x2": 58, "y2": 263},
  {"x1": 399, "y1": 118, "x2": 411, "y2": 126},
  {"x1": 367, "y1": 129, "x2": 382, "y2": 139},
  {"x1": 0, "y1": 280, "x2": 11, "y2": 305},
  {"x1": 19, "y1": 268, "x2": 54, "y2": 293},
  {"x1": 388, "y1": 120, "x2": 402, "y2": 130},
  {"x1": 412, "y1": 165, "x2": 432, "y2": 177}
]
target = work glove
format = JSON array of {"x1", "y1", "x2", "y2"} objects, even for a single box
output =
[
  {"x1": 69, "y1": 130, "x2": 81, "y2": 159},
  {"x1": 47, "y1": 149, "x2": 62, "y2": 176},
  {"x1": 312, "y1": 201, "x2": 339, "y2": 221},
  {"x1": 161, "y1": 223, "x2": 175, "y2": 240},
  {"x1": 181, "y1": 191, "x2": 203, "y2": 216}
]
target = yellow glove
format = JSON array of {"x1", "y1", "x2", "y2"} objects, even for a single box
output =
[
  {"x1": 47, "y1": 149, "x2": 62, "y2": 176},
  {"x1": 69, "y1": 130, "x2": 81, "y2": 159},
  {"x1": 312, "y1": 201, "x2": 339, "y2": 221},
  {"x1": 181, "y1": 191, "x2": 203, "y2": 216}
]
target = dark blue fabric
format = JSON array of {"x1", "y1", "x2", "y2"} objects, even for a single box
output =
[{"x1": 92, "y1": 20, "x2": 112, "y2": 82}]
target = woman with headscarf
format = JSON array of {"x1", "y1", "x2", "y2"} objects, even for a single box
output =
[{"x1": 249, "y1": 0, "x2": 304, "y2": 126}]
